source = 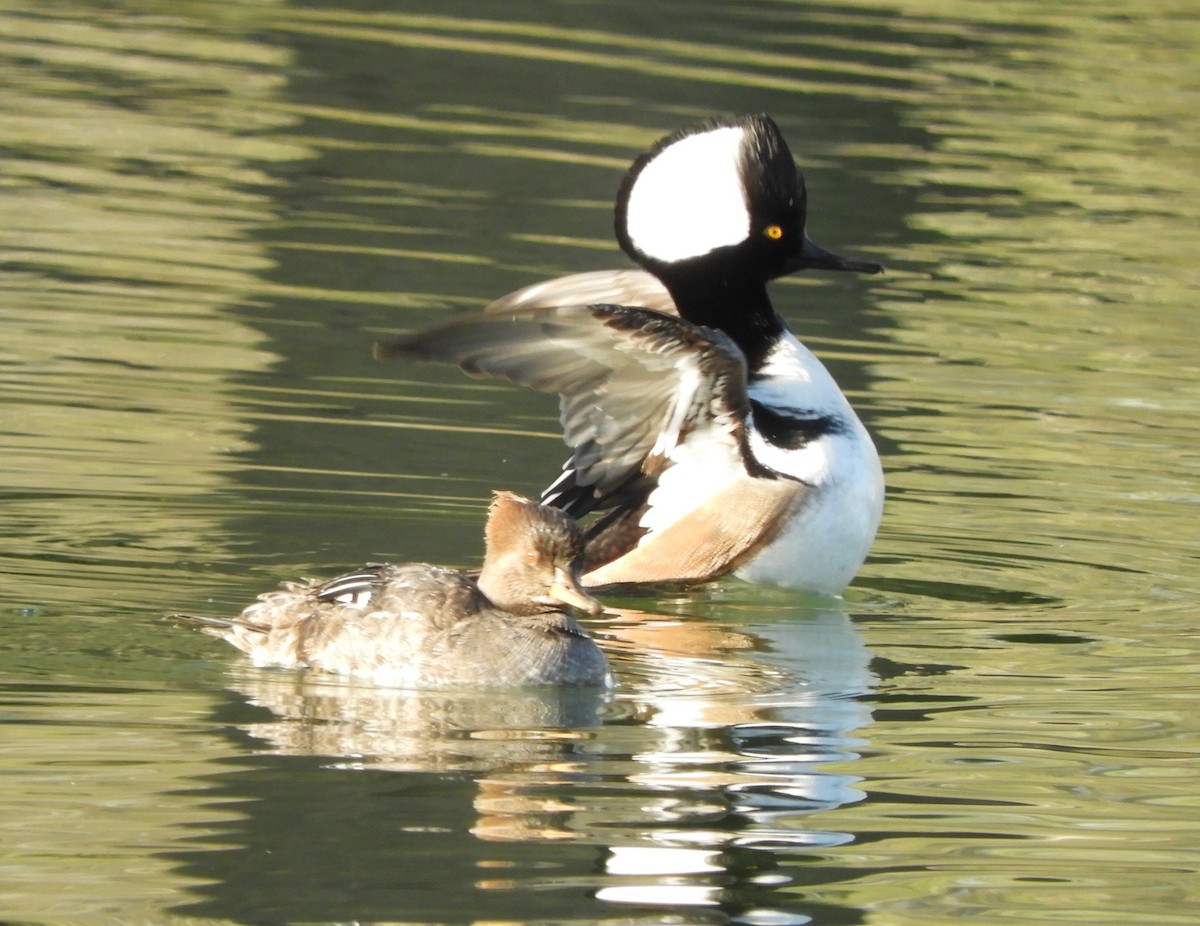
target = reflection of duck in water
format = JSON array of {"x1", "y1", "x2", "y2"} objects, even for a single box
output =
[
  {"x1": 224, "y1": 669, "x2": 608, "y2": 774},
  {"x1": 200, "y1": 599, "x2": 869, "y2": 855},
  {"x1": 173, "y1": 492, "x2": 611, "y2": 689}
]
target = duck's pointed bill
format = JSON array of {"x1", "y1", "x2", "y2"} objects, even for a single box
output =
[
  {"x1": 549, "y1": 567, "x2": 604, "y2": 616},
  {"x1": 794, "y1": 235, "x2": 883, "y2": 274}
]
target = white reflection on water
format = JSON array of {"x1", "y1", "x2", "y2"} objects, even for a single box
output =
[{"x1": 196, "y1": 598, "x2": 872, "y2": 916}]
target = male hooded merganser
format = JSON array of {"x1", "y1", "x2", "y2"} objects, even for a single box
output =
[
  {"x1": 173, "y1": 492, "x2": 611, "y2": 688},
  {"x1": 377, "y1": 114, "x2": 884, "y2": 596}
]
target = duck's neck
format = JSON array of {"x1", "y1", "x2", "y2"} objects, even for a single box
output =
[
  {"x1": 476, "y1": 565, "x2": 528, "y2": 615},
  {"x1": 659, "y1": 270, "x2": 785, "y2": 372},
  {"x1": 476, "y1": 565, "x2": 561, "y2": 621}
]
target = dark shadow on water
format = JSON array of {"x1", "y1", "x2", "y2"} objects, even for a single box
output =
[{"x1": 165, "y1": 680, "x2": 611, "y2": 921}]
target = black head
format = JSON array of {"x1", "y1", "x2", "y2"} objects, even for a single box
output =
[{"x1": 614, "y1": 114, "x2": 881, "y2": 288}]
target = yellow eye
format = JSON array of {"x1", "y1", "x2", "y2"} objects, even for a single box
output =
[
  {"x1": 525, "y1": 549, "x2": 541, "y2": 566},
  {"x1": 763, "y1": 224, "x2": 784, "y2": 240}
]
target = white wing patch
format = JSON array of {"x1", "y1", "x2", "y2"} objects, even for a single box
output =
[{"x1": 640, "y1": 421, "x2": 744, "y2": 536}]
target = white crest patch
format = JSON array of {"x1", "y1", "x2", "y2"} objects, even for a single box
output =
[{"x1": 624, "y1": 125, "x2": 751, "y2": 263}]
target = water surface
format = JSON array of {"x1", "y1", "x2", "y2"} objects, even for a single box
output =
[{"x1": 2, "y1": 1, "x2": 1198, "y2": 924}]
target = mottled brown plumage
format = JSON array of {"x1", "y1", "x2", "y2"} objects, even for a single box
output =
[{"x1": 173, "y1": 493, "x2": 610, "y2": 689}]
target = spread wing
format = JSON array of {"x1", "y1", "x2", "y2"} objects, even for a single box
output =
[
  {"x1": 484, "y1": 269, "x2": 678, "y2": 316},
  {"x1": 376, "y1": 304, "x2": 750, "y2": 519}
]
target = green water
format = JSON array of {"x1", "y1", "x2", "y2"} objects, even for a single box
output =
[{"x1": 1, "y1": 1, "x2": 1197, "y2": 923}]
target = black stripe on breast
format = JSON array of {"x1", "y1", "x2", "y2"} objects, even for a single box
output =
[{"x1": 750, "y1": 400, "x2": 844, "y2": 450}]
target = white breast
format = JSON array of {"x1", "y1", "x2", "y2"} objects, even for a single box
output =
[
  {"x1": 737, "y1": 427, "x2": 883, "y2": 595},
  {"x1": 737, "y1": 333, "x2": 885, "y2": 594}
]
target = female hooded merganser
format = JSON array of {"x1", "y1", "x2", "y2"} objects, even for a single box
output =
[
  {"x1": 377, "y1": 114, "x2": 884, "y2": 596},
  {"x1": 173, "y1": 492, "x2": 611, "y2": 688}
]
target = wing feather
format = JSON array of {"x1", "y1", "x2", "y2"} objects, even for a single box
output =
[
  {"x1": 484, "y1": 269, "x2": 677, "y2": 316},
  {"x1": 376, "y1": 304, "x2": 750, "y2": 519},
  {"x1": 583, "y1": 475, "x2": 810, "y2": 587}
]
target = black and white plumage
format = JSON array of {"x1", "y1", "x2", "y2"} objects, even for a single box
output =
[{"x1": 378, "y1": 114, "x2": 885, "y2": 595}]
